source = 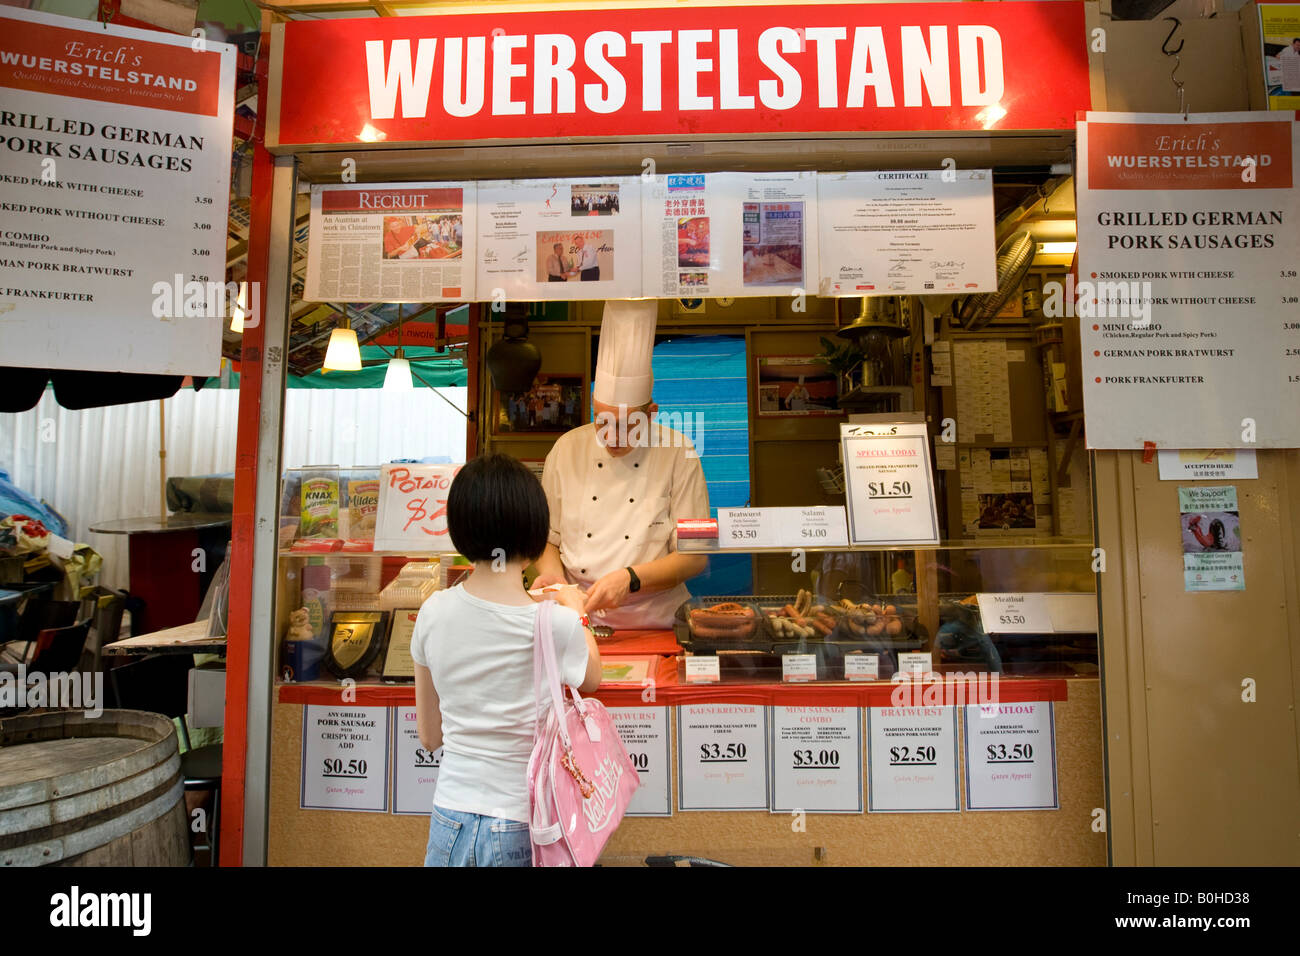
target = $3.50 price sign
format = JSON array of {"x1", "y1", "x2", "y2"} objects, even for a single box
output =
[
  {"x1": 677, "y1": 704, "x2": 769, "y2": 811},
  {"x1": 963, "y1": 702, "x2": 1058, "y2": 810},
  {"x1": 975, "y1": 593, "x2": 1053, "y2": 634},
  {"x1": 769, "y1": 707, "x2": 863, "y2": 813},
  {"x1": 301, "y1": 705, "x2": 391, "y2": 812},
  {"x1": 867, "y1": 706, "x2": 960, "y2": 812},
  {"x1": 375, "y1": 464, "x2": 462, "y2": 552},
  {"x1": 393, "y1": 706, "x2": 443, "y2": 815}
]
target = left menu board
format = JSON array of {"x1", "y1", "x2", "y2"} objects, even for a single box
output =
[
  {"x1": 305, "y1": 182, "x2": 476, "y2": 303},
  {"x1": 0, "y1": 7, "x2": 235, "y2": 376}
]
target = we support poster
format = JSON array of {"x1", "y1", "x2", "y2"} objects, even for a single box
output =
[
  {"x1": 1179, "y1": 486, "x2": 1246, "y2": 592},
  {"x1": 1260, "y1": 4, "x2": 1300, "y2": 110},
  {"x1": 0, "y1": 7, "x2": 235, "y2": 375},
  {"x1": 1076, "y1": 112, "x2": 1300, "y2": 448}
]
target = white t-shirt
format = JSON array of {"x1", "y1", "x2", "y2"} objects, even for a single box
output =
[{"x1": 409, "y1": 585, "x2": 589, "y2": 822}]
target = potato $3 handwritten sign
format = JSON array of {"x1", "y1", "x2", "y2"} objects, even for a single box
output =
[{"x1": 374, "y1": 464, "x2": 462, "y2": 552}]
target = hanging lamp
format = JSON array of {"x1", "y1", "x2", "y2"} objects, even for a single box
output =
[{"x1": 323, "y1": 308, "x2": 361, "y2": 372}]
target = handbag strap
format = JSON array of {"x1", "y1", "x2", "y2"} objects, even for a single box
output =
[{"x1": 534, "y1": 599, "x2": 572, "y2": 751}]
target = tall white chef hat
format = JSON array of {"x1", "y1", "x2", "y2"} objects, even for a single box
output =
[{"x1": 593, "y1": 300, "x2": 657, "y2": 407}]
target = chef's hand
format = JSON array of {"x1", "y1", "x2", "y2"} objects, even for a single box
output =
[
  {"x1": 584, "y1": 568, "x2": 632, "y2": 615},
  {"x1": 550, "y1": 586, "x2": 588, "y2": 614}
]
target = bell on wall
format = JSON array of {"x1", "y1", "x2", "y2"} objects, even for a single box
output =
[
  {"x1": 835, "y1": 295, "x2": 908, "y2": 341},
  {"x1": 486, "y1": 310, "x2": 542, "y2": 392}
]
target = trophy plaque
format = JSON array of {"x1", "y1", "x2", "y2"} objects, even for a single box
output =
[{"x1": 322, "y1": 610, "x2": 388, "y2": 679}]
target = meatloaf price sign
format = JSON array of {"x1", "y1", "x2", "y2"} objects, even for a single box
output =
[
  {"x1": 677, "y1": 704, "x2": 769, "y2": 811},
  {"x1": 374, "y1": 463, "x2": 462, "y2": 552},
  {"x1": 300, "y1": 705, "x2": 392, "y2": 812},
  {"x1": 768, "y1": 706, "x2": 863, "y2": 813},
  {"x1": 0, "y1": 7, "x2": 235, "y2": 376},
  {"x1": 841, "y1": 421, "x2": 940, "y2": 545},
  {"x1": 963, "y1": 701, "x2": 1058, "y2": 810}
]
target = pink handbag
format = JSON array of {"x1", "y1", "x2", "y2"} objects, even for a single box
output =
[{"x1": 527, "y1": 599, "x2": 639, "y2": 867}]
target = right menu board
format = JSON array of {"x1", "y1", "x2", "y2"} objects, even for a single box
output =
[{"x1": 1077, "y1": 111, "x2": 1300, "y2": 448}]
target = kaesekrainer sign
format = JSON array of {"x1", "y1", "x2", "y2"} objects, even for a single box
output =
[{"x1": 268, "y1": 2, "x2": 1090, "y2": 148}]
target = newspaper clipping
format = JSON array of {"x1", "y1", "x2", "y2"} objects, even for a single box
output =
[
  {"x1": 305, "y1": 183, "x2": 476, "y2": 303},
  {"x1": 477, "y1": 177, "x2": 642, "y2": 300}
]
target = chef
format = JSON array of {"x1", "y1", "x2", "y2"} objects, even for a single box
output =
[{"x1": 534, "y1": 300, "x2": 710, "y2": 628}]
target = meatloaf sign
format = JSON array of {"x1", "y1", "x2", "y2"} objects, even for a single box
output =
[{"x1": 268, "y1": 2, "x2": 1089, "y2": 148}]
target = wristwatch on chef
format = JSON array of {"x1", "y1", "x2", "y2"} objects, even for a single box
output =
[{"x1": 626, "y1": 566, "x2": 641, "y2": 593}]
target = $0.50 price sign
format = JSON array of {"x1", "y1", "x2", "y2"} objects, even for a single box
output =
[{"x1": 301, "y1": 705, "x2": 391, "y2": 812}]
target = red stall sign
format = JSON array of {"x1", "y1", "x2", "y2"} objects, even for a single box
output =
[{"x1": 269, "y1": 1, "x2": 1090, "y2": 148}]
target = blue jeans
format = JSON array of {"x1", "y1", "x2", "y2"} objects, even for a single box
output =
[{"x1": 424, "y1": 805, "x2": 532, "y2": 867}]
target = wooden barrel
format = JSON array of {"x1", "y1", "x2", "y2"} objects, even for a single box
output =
[{"x1": 0, "y1": 709, "x2": 191, "y2": 866}]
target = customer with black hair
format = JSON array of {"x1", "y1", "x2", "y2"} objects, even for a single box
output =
[{"x1": 411, "y1": 454, "x2": 601, "y2": 867}]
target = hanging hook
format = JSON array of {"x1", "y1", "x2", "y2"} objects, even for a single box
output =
[{"x1": 1161, "y1": 17, "x2": 1184, "y2": 56}]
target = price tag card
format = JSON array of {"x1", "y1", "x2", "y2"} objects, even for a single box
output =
[
  {"x1": 976, "y1": 593, "x2": 1053, "y2": 634},
  {"x1": 677, "y1": 704, "x2": 769, "y2": 811},
  {"x1": 392, "y1": 706, "x2": 442, "y2": 815},
  {"x1": 769, "y1": 706, "x2": 864, "y2": 813},
  {"x1": 684, "y1": 656, "x2": 721, "y2": 684},
  {"x1": 782, "y1": 653, "x2": 818, "y2": 683},
  {"x1": 866, "y1": 706, "x2": 960, "y2": 812},
  {"x1": 897, "y1": 652, "x2": 932, "y2": 676},
  {"x1": 779, "y1": 506, "x2": 850, "y2": 547},
  {"x1": 374, "y1": 463, "x2": 462, "y2": 552},
  {"x1": 840, "y1": 422, "x2": 940, "y2": 546},
  {"x1": 716, "y1": 508, "x2": 781, "y2": 549},
  {"x1": 300, "y1": 705, "x2": 391, "y2": 812},
  {"x1": 963, "y1": 702, "x2": 1059, "y2": 810},
  {"x1": 844, "y1": 653, "x2": 880, "y2": 681},
  {"x1": 609, "y1": 707, "x2": 672, "y2": 817}
]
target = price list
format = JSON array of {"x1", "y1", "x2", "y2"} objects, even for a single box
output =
[
  {"x1": 976, "y1": 593, "x2": 1053, "y2": 634},
  {"x1": 392, "y1": 706, "x2": 443, "y2": 815},
  {"x1": 963, "y1": 702, "x2": 1059, "y2": 810},
  {"x1": 300, "y1": 705, "x2": 391, "y2": 812},
  {"x1": 677, "y1": 704, "x2": 769, "y2": 811},
  {"x1": 769, "y1": 707, "x2": 863, "y2": 813},
  {"x1": 609, "y1": 707, "x2": 672, "y2": 817},
  {"x1": 867, "y1": 706, "x2": 960, "y2": 812}
]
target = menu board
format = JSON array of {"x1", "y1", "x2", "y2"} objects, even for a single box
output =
[
  {"x1": 841, "y1": 422, "x2": 940, "y2": 545},
  {"x1": 817, "y1": 170, "x2": 996, "y2": 296},
  {"x1": 391, "y1": 706, "x2": 442, "y2": 815},
  {"x1": 300, "y1": 705, "x2": 391, "y2": 812},
  {"x1": 373, "y1": 463, "x2": 461, "y2": 552},
  {"x1": 0, "y1": 7, "x2": 235, "y2": 376},
  {"x1": 676, "y1": 704, "x2": 769, "y2": 811},
  {"x1": 476, "y1": 177, "x2": 641, "y2": 300},
  {"x1": 768, "y1": 707, "x2": 863, "y2": 813},
  {"x1": 305, "y1": 182, "x2": 474, "y2": 303},
  {"x1": 1077, "y1": 112, "x2": 1300, "y2": 448},
  {"x1": 641, "y1": 171, "x2": 817, "y2": 298}
]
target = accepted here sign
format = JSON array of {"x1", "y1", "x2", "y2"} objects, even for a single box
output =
[{"x1": 268, "y1": 2, "x2": 1090, "y2": 148}]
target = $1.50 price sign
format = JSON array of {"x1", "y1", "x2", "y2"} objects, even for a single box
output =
[
  {"x1": 769, "y1": 706, "x2": 863, "y2": 812},
  {"x1": 677, "y1": 704, "x2": 769, "y2": 811},
  {"x1": 963, "y1": 702, "x2": 1059, "y2": 810},
  {"x1": 301, "y1": 705, "x2": 391, "y2": 812},
  {"x1": 841, "y1": 422, "x2": 940, "y2": 546},
  {"x1": 392, "y1": 706, "x2": 443, "y2": 815},
  {"x1": 374, "y1": 464, "x2": 462, "y2": 552},
  {"x1": 975, "y1": 593, "x2": 1053, "y2": 634},
  {"x1": 866, "y1": 706, "x2": 960, "y2": 812}
]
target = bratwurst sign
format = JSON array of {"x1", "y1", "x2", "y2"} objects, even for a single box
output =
[{"x1": 269, "y1": 2, "x2": 1089, "y2": 148}]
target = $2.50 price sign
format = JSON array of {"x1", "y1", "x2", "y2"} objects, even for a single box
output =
[
  {"x1": 768, "y1": 706, "x2": 863, "y2": 813},
  {"x1": 867, "y1": 706, "x2": 960, "y2": 812},
  {"x1": 677, "y1": 704, "x2": 769, "y2": 811},
  {"x1": 393, "y1": 706, "x2": 443, "y2": 814},
  {"x1": 375, "y1": 464, "x2": 462, "y2": 552},
  {"x1": 301, "y1": 705, "x2": 391, "y2": 812}
]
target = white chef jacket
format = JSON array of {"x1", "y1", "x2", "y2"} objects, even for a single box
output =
[{"x1": 541, "y1": 421, "x2": 710, "y2": 629}]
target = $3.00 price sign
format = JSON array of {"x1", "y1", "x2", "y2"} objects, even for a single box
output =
[
  {"x1": 392, "y1": 706, "x2": 444, "y2": 815},
  {"x1": 609, "y1": 707, "x2": 672, "y2": 817},
  {"x1": 300, "y1": 705, "x2": 391, "y2": 812},
  {"x1": 769, "y1": 706, "x2": 863, "y2": 813},
  {"x1": 677, "y1": 704, "x2": 769, "y2": 811},
  {"x1": 374, "y1": 464, "x2": 462, "y2": 552},
  {"x1": 963, "y1": 702, "x2": 1058, "y2": 810},
  {"x1": 866, "y1": 706, "x2": 960, "y2": 812}
]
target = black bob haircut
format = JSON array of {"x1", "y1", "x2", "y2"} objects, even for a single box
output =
[{"x1": 446, "y1": 454, "x2": 550, "y2": 563}]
